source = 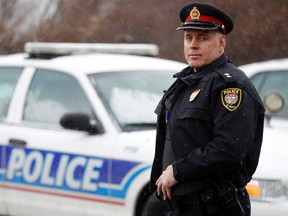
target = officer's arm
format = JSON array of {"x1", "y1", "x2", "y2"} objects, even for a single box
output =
[{"x1": 172, "y1": 85, "x2": 262, "y2": 181}]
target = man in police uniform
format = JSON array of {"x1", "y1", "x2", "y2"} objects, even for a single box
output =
[{"x1": 150, "y1": 2, "x2": 265, "y2": 216}]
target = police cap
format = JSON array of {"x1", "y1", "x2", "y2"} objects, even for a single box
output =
[{"x1": 177, "y1": 3, "x2": 234, "y2": 34}]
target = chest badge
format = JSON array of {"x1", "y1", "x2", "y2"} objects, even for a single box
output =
[
  {"x1": 221, "y1": 88, "x2": 242, "y2": 111},
  {"x1": 189, "y1": 89, "x2": 201, "y2": 102}
]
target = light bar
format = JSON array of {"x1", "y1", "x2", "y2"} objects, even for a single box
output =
[{"x1": 24, "y1": 42, "x2": 159, "y2": 57}]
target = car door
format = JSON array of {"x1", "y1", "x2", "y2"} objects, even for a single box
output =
[
  {"x1": 2, "y1": 67, "x2": 119, "y2": 216},
  {"x1": 0, "y1": 67, "x2": 24, "y2": 215}
]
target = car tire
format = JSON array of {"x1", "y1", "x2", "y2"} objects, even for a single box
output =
[{"x1": 140, "y1": 193, "x2": 164, "y2": 216}]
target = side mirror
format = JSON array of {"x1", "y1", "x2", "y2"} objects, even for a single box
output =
[
  {"x1": 264, "y1": 91, "x2": 284, "y2": 114},
  {"x1": 60, "y1": 113, "x2": 104, "y2": 135}
]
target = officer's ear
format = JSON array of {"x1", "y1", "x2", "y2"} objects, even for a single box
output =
[{"x1": 219, "y1": 33, "x2": 226, "y2": 52}]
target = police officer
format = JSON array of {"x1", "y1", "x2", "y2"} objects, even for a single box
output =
[{"x1": 150, "y1": 2, "x2": 265, "y2": 216}]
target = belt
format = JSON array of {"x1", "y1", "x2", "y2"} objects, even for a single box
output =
[{"x1": 172, "y1": 186, "x2": 247, "y2": 208}]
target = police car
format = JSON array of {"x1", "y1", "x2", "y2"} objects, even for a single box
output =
[
  {"x1": 0, "y1": 42, "x2": 187, "y2": 216},
  {"x1": 240, "y1": 58, "x2": 288, "y2": 216}
]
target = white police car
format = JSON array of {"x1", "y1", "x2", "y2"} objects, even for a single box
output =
[
  {"x1": 240, "y1": 59, "x2": 288, "y2": 216},
  {"x1": 0, "y1": 43, "x2": 187, "y2": 216}
]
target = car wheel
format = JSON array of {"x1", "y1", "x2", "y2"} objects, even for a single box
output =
[{"x1": 140, "y1": 193, "x2": 164, "y2": 216}]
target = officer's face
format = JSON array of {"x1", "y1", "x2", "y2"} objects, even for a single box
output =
[{"x1": 184, "y1": 30, "x2": 226, "y2": 70}]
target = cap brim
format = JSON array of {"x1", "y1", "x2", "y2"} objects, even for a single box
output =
[
  {"x1": 176, "y1": 26, "x2": 220, "y2": 31},
  {"x1": 176, "y1": 21, "x2": 224, "y2": 32}
]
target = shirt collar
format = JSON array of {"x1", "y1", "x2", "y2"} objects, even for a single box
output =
[{"x1": 175, "y1": 54, "x2": 228, "y2": 85}]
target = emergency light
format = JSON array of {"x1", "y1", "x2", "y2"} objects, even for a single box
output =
[{"x1": 24, "y1": 42, "x2": 159, "y2": 59}]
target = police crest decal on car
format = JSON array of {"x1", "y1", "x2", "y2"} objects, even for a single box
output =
[{"x1": 221, "y1": 88, "x2": 242, "y2": 111}]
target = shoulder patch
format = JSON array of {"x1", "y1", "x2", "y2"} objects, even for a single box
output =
[{"x1": 221, "y1": 88, "x2": 242, "y2": 111}]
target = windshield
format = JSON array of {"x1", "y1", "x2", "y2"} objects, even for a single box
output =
[{"x1": 89, "y1": 71, "x2": 175, "y2": 131}]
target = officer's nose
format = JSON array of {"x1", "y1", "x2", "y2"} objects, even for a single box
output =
[{"x1": 190, "y1": 38, "x2": 199, "y2": 49}]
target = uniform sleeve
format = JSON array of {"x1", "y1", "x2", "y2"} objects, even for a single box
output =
[{"x1": 172, "y1": 84, "x2": 262, "y2": 181}]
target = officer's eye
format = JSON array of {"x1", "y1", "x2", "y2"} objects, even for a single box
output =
[
  {"x1": 185, "y1": 36, "x2": 192, "y2": 40},
  {"x1": 200, "y1": 36, "x2": 208, "y2": 41}
]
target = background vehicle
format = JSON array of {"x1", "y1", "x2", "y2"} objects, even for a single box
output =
[
  {"x1": 240, "y1": 58, "x2": 288, "y2": 216},
  {"x1": 0, "y1": 42, "x2": 186, "y2": 216}
]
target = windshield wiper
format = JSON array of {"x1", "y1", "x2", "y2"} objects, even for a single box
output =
[{"x1": 122, "y1": 123, "x2": 157, "y2": 131}]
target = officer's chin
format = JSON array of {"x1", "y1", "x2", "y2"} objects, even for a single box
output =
[{"x1": 187, "y1": 59, "x2": 203, "y2": 70}]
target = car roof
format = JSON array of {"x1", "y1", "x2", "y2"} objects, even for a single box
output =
[
  {"x1": 0, "y1": 52, "x2": 187, "y2": 75},
  {"x1": 0, "y1": 42, "x2": 187, "y2": 75},
  {"x1": 239, "y1": 58, "x2": 288, "y2": 77}
]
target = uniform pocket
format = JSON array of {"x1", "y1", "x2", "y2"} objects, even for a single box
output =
[{"x1": 178, "y1": 108, "x2": 212, "y2": 122}]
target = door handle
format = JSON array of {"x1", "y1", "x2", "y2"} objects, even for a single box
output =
[{"x1": 9, "y1": 139, "x2": 27, "y2": 147}]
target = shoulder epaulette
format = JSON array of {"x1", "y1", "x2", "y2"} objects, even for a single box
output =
[{"x1": 215, "y1": 70, "x2": 238, "y2": 85}]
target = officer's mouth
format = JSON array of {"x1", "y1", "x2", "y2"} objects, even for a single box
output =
[{"x1": 188, "y1": 54, "x2": 201, "y2": 60}]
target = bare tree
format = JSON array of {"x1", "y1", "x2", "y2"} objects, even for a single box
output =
[{"x1": 0, "y1": 0, "x2": 287, "y2": 65}]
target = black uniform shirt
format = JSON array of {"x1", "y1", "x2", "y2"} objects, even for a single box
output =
[{"x1": 150, "y1": 54, "x2": 265, "y2": 195}]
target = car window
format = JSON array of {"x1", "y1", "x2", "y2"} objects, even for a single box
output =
[
  {"x1": 23, "y1": 69, "x2": 94, "y2": 126},
  {"x1": 250, "y1": 70, "x2": 288, "y2": 118},
  {"x1": 248, "y1": 72, "x2": 264, "y2": 90},
  {"x1": 0, "y1": 67, "x2": 22, "y2": 119},
  {"x1": 89, "y1": 71, "x2": 174, "y2": 131}
]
